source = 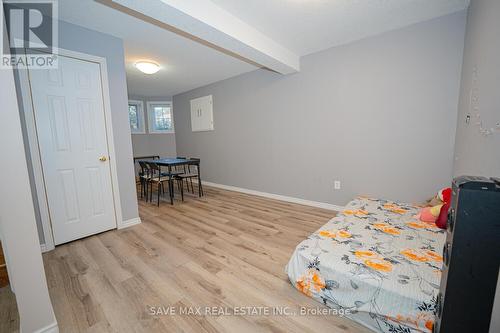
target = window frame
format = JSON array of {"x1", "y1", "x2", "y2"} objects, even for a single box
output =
[
  {"x1": 128, "y1": 99, "x2": 146, "y2": 134},
  {"x1": 147, "y1": 101, "x2": 175, "y2": 134}
]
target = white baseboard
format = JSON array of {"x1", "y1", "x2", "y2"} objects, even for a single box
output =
[
  {"x1": 201, "y1": 181, "x2": 344, "y2": 212},
  {"x1": 118, "y1": 217, "x2": 142, "y2": 229},
  {"x1": 40, "y1": 243, "x2": 54, "y2": 253},
  {"x1": 39, "y1": 218, "x2": 142, "y2": 251},
  {"x1": 33, "y1": 321, "x2": 58, "y2": 333}
]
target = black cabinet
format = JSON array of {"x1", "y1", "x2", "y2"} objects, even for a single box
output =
[{"x1": 434, "y1": 176, "x2": 500, "y2": 333}]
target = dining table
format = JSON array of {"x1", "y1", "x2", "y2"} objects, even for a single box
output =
[{"x1": 137, "y1": 157, "x2": 202, "y2": 205}]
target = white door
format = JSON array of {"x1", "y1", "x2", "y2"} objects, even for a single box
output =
[{"x1": 28, "y1": 54, "x2": 116, "y2": 245}]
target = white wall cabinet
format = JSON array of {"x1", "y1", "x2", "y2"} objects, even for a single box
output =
[{"x1": 190, "y1": 95, "x2": 214, "y2": 132}]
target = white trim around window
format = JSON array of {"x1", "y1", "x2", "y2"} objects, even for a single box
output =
[
  {"x1": 128, "y1": 99, "x2": 146, "y2": 134},
  {"x1": 147, "y1": 101, "x2": 175, "y2": 134}
]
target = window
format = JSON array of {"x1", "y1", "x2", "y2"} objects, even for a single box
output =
[
  {"x1": 128, "y1": 100, "x2": 145, "y2": 134},
  {"x1": 147, "y1": 101, "x2": 174, "y2": 133}
]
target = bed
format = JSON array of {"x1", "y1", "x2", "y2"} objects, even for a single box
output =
[{"x1": 286, "y1": 197, "x2": 445, "y2": 333}]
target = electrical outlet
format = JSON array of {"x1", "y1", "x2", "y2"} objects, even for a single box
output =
[{"x1": 334, "y1": 180, "x2": 341, "y2": 190}]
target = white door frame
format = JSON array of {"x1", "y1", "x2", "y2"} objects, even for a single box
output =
[{"x1": 17, "y1": 47, "x2": 124, "y2": 252}]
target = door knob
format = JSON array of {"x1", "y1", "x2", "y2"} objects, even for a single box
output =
[{"x1": 99, "y1": 156, "x2": 107, "y2": 162}]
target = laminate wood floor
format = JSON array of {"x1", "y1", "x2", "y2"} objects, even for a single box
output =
[
  {"x1": 0, "y1": 286, "x2": 19, "y2": 333},
  {"x1": 42, "y1": 186, "x2": 372, "y2": 333}
]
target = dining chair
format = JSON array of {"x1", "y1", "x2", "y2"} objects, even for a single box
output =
[
  {"x1": 176, "y1": 156, "x2": 189, "y2": 191},
  {"x1": 177, "y1": 158, "x2": 203, "y2": 196},
  {"x1": 191, "y1": 158, "x2": 204, "y2": 196},
  {"x1": 138, "y1": 161, "x2": 151, "y2": 201},
  {"x1": 175, "y1": 157, "x2": 187, "y2": 176},
  {"x1": 146, "y1": 161, "x2": 184, "y2": 206},
  {"x1": 135, "y1": 155, "x2": 160, "y2": 187}
]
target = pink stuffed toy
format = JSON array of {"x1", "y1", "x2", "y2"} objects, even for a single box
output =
[
  {"x1": 417, "y1": 205, "x2": 443, "y2": 223},
  {"x1": 415, "y1": 187, "x2": 452, "y2": 224}
]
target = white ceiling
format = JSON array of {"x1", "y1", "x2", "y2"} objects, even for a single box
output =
[
  {"x1": 57, "y1": 0, "x2": 256, "y2": 97},
  {"x1": 211, "y1": 0, "x2": 470, "y2": 56},
  {"x1": 58, "y1": 0, "x2": 469, "y2": 97}
]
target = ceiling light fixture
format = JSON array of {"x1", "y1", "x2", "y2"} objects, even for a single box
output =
[{"x1": 135, "y1": 61, "x2": 160, "y2": 74}]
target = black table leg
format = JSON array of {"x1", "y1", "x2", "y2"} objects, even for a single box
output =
[
  {"x1": 180, "y1": 179, "x2": 184, "y2": 201},
  {"x1": 197, "y1": 162, "x2": 202, "y2": 197},
  {"x1": 168, "y1": 165, "x2": 174, "y2": 205},
  {"x1": 157, "y1": 168, "x2": 161, "y2": 206}
]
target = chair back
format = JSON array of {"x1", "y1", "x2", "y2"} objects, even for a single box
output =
[
  {"x1": 138, "y1": 161, "x2": 150, "y2": 178},
  {"x1": 188, "y1": 158, "x2": 200, "y2": 174},
  {"x1": 133, "y1": 155, "x2": 160, "y2": 162},
  {"x1": 175, "y1": 157, "x2": 187, "y2": 173},
  {"x1": 134, "y1": 155, "x2": 159, "y2": 176},
  {"x1": 146, "y1": 161, "x2": 160, "y2": 174}
]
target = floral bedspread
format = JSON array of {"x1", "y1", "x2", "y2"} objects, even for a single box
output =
[{"x1": 286, "y1": 197, "x2": 445, "y2": 333}]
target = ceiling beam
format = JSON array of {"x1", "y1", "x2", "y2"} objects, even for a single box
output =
[{"x1": 107, "y1": 0, "x2": 300, "y2": 74}]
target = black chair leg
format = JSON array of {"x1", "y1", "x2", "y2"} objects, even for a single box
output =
[
  {"x1": 147, "y1": 181, "x2": 151, "y2": 202},
  {"x1": 169, "y1": 178, "x2": 174, "y2": 205},
  {"x1": 197, "y1": 178, "x2": 203, "y2": 197},
  {"x1": 149, "y1": 182, "x2": 153, "y2": 202},
  {"x1": 190, "y1": 178, "x2": 194, "y2": 194},
  {"x1": 180, "y1": 180, "x2": 184, "y2": 201},
  {"x1": 157, "y1": 183, "x2": 161, "y2": 206}
]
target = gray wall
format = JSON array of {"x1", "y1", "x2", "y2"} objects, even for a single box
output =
[
  {"x1": 18, "y1": 20, "x2": 140, "y2": 243},
  {"x1": 174, "y1": 12, "x2": 466, "y2": 206},
  {"x1": 453, "y1": 2, "x2": 500, "y2": 332},
  {"x1": 453, "y1": 0, "x2": 500, "y2": 178},
  {"x1": 129, "y1": 95, "x2": 177, "y2": 159}
]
